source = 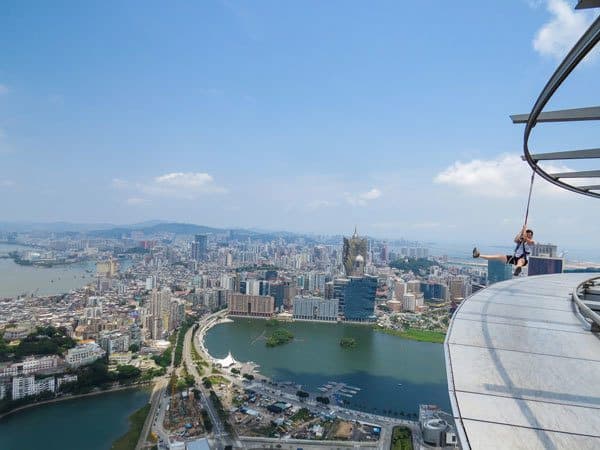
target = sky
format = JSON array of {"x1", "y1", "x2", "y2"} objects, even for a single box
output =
[{"x1": 0, "y1": 0, "x2": 599, "y2": 251}]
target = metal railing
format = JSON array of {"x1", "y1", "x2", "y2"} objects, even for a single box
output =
[
  {"x1": 572, "y1": 275, "x2": 600, "y2": 332},
  {"x1": 511, "y1": 14, "x2": 600, "y2": 198}
]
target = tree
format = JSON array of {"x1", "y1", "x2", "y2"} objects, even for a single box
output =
[
  {"x1": 296, "y1": 390, "x2": 309, "y2": 400},
  {"x1": 116, "y1": 364, "x2": 141, "y2": 381},
  {"x1": 128, "y1": 343, "x2": 140, "y2": 353}
]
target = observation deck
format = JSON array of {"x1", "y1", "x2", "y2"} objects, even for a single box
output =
[{"x1": 445, "y1": 273, "x2": 600, "y2": 449}]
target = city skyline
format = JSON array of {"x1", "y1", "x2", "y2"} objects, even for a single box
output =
[{"x1": 1, "y1": 1, "x2": 599, "y2": 248}]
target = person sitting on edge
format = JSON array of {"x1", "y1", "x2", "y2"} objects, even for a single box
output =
[{"x1": 472, "y1": 226, "x2": 535, "y2": 276}]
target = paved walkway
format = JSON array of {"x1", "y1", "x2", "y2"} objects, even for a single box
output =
[{"x1": 445, "y1": 273, "x2": 600, "y2": 450}]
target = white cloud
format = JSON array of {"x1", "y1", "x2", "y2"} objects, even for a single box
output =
[
  {"x1": 112, "y1": 172, "x2": 226, "y2": 200},
  {"x1": 126, "y1": 197, "x2": 149, "y2": 206},
  {"x1": 533, "y1": 0, "x2": 597, "y2": 60},
  {"x1": 434, "y1": 153, "x2": 572, "y2": 198},
  {"x1": 525, "y1": 0, "x2": 544, "y2": 8},
  {"x1": 345, "y1": 188, "x2": 382, "y2": 206},
  {"x1": 0, "y1": 84, "x2": 8, "y2": 95},
  {"x1": 0, "y1": 179, "x2": 15, "y2": 188},
  {"x1": 361, "y1": 188, "x2": 382, "y2": 200}
]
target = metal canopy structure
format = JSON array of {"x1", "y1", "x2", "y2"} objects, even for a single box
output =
[
  {"x1": 577, "y1": 0, "x2": 600, "y2": 9},
  {"x1": 510, "y1": 12, "x2": 600, "y2": 199}
]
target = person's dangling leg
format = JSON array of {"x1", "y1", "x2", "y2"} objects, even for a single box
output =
[
  {"x1": 513, "y1": 257, "x2": 526, "y2": 276},
  {"x1": 473, "y1": 248, "x2": 508, "y2": 263}
]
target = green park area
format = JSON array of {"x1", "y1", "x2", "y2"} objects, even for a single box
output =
[
  {"x1": 374, "y1": 326, "x2": 445, "y2": 344},
  {"x1": 390, "y1": 426, "x2": 413, "y2": 450}
]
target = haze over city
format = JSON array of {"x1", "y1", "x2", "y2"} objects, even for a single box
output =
[{"x1": 1, "y1": 1, "x2": 599, "y2": 249}]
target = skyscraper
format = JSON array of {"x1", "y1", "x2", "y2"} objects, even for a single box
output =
[
  {"x1": 487, "y1": 260, "x2": 513, "y2": 285},
  {"x1": 531, "y1": 243, "x2": 558, "y2": 257},
  {"x1": 334, "y1": 275, "x2": 377, "y2": 321},
  {"x1": 527, "y1": 256, "x2": 563, "y2": 276},
  {"x1": 191, "y1": 234, "x2": 208, "y2": 261},
  {"x1": 342, "y1": 227, "x2": 368, "y2": 276}
]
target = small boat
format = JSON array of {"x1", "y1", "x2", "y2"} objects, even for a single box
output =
[{"x1": 397, "y1": 383, "x2": 403, "y2": 387}]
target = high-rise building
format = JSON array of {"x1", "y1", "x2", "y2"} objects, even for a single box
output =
[
  {"x1": 527, "y1": 256, "x2": 564, "y2": 276},
  {"x1": 403, "y1": 293, "x2": 416, "y2": 312},
  {"x1": 292, "y1": 296, "x2": 339, "y2": 321},
  {"x1": 246, "y1": 279, "x2": 261, "y2": 296},
  {"x1": 449, "y1": 278, "x2": 465, "y2": 301},
  {"x1": 145, "y1": 275, "x2": 157, "y2": 291},
  {"x1": 487, "y1": 260, "x2": 513, "y2": 285},
  {"x1": 380, "y1": 244, "x2": 389, "y2": 263},
  {"x1": 227, "y1": 294, "x2": 275, "y2": 317},
  {"x1": 191, "y1": 234, "x2": 208, "y2": 261},
  {"x1": 343, "y1": 227, "x2": 368, "y2": 276},
  {"x1": 96, "y1": 258, "x2": 118, "y2": 278},
  {"x1": 420, "y1": 282, "x2": 449, "y2": 301},
  {"x1": 531, "y1": 243, "x2": 558, "y2": 257},
  {"x1": 259, "y1": 280, "x2": 270, "y2": 296},
  {"x1": 406, "y1": 280, "x2": 421, "y2": 294},
  {"x1": 269, "y1": 281, "x2": 296, "y2": 310},
  {"x1": 334, "y1": 275, "x2": 377, "y2": 321},
  {"x1": 148, "y1": 288, "x2": 172, "y2": 339}
]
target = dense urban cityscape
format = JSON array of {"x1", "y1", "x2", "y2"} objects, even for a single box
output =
[{"x1": 0, "y1": 222, "x2": 584, "y2": 450}]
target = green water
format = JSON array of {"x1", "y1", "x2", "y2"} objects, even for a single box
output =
[
  {"x1": 0, "y1": 389, "x2": 151, "y2": 450},
  {"x1": 204, "y1": 319, "x2": 450, "y2": 415}
]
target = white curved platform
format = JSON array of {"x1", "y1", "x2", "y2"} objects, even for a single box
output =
[{"x1": 445, "y1": 273, "x2": 600, "y2": 450}]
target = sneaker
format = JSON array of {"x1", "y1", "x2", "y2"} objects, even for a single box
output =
[
  {"x1": 472, "y1": 247, "x2": 480, "y2": 258},
  {"x1": 514, "y1": 266, "x2": 522, "y2": 276}
]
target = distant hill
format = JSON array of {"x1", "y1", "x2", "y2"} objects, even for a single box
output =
[
  {"x1": 0, "y1": 221, "x2": 117, "y2": 232},
  {"x1": 0, "y1": 220, "x2": 312, "y2": 243},
  {"x1": 85, "y1": 222, "x2": 224, "y2": 238}
]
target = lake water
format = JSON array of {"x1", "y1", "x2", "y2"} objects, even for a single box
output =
[
  {"x1": 204, "y1": 319, "x2": 450, "y2": 415},
  {"x1": 0, "y1": 388, "x2": 151, "y2": 450}
]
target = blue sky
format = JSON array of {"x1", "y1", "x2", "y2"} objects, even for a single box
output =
[{"x1": 0, "y1": 1, "x2": 599, "y2": 250}]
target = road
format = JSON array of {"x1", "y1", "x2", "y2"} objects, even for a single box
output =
[
  {"x1": 183, "y1": 315, "x2": 233, "y2": 450},
  {"x1": 136, "y1": 378, "x2": 167, "y2": 450},
  {"x1": 245, "y1": 381, "x2": 420, "y2": 450}
]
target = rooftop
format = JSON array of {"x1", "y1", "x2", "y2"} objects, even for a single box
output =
[{"x1": 445, "y1": 273, "x2": 600, "y2": 449}]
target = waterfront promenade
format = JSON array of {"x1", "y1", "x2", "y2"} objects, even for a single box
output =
[{"x1": 192, "y1": 311, "x2": 422, "y2": 450}]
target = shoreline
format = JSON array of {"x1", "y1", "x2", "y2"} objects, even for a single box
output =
[
  {"x1": 200, "y1": 314, "x2": 445, "y2": 382},
  {"x1": 0, "y1": 382, "x2": 153, "y2": 421},
  {"x1": 373, "y1": 325, "x2": 446, "y2": 344}
]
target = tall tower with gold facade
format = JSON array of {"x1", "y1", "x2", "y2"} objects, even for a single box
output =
[{"x1": 342, "y1": 227, "x2": 367, "y2": 276}]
